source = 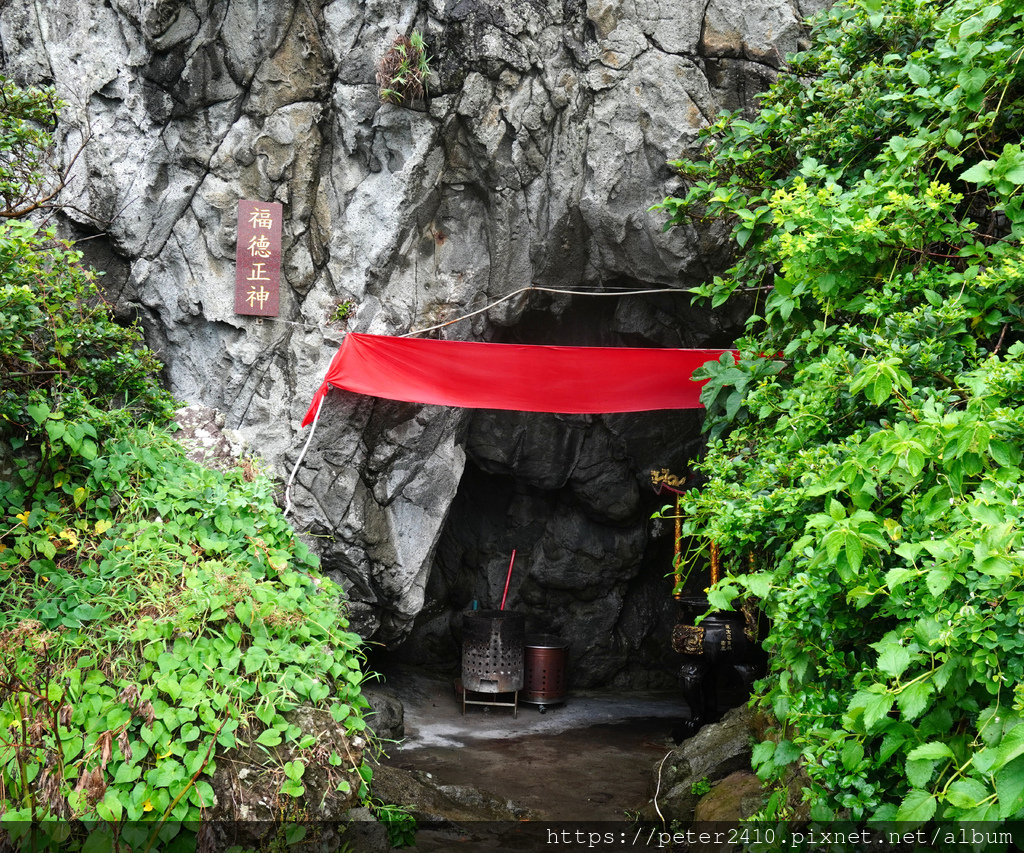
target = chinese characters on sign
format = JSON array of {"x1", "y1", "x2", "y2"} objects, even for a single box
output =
[{"x1": 234, "y1": 200, "x2": 282, "y2": 317}]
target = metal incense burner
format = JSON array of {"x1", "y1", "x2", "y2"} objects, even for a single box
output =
[{"x1": 461, "y1": 609, "x2": 525, "y2": 716}]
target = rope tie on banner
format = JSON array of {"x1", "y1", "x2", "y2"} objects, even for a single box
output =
[{"x1": 283, "y1": 282, "x2": 702, "y2": 516}]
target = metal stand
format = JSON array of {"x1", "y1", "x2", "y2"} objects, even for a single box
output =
[{"x1": 459, "y1": 681, "x2": 518, "y2": 717}]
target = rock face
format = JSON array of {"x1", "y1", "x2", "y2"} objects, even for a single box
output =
[
  {"x1": 0, "y1": 0, "x2": 821, "y2": 684},
  {"x1": 173, "y1": 403, "x2": 252, "y2": 473},
  {"x1": 371, "y1": 764, "x2": 531, "y2": 823},
  {"x1": 638, "y1": 704, "x2": 756, "y2": 824}
]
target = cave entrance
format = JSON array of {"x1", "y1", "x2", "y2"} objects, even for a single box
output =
[{"x1": 373, "y1": 290, "x2": 735, "y2": 689}]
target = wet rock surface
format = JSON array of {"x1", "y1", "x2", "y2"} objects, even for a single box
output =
[
  {"x1": 637, "y1": 704, "x2": 759, "y2": 826},
  {"x1": 363, "y1": 683, "x2": 407, "y2": 742},
  {"x1": 172, "y1": 403, "x2": 251, "y2": 473},
  {"x1": 1, "y1": 0, "x2": 818, "y2": 682}
]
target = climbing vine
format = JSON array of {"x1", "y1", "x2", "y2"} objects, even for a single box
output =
[{"x1": 657, "y1": 0, "x2": 1024, "y2": 826}]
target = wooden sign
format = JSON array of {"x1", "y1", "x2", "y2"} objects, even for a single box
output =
[{"x1": 234, "y1": 200, "x2": 282, "y2": 316}]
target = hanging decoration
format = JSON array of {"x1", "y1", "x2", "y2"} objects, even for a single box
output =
[{"x1": 301, "y1": 333, "x2": 736, "y2": 426}]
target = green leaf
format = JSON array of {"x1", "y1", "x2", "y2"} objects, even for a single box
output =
[
  {"x1": 877, "y1": 643, "x2": 912, "y2": 678},
  {"x1": 280, "y1": 779, "x2": 304, "y2": 798},
  {"x1": 907, "y1": 741, "x2": 954, "y2": 761},
  {"x1": 906, "y1": 63, "x2": 930, "y2": 86},
  {"x1": 189, "y1": 780, "x2": 217, "y2": 809},
  {"x1": 906, "y1": 758, "x2": 935, "y2": 789},
  {"x1": 957, "y1": 67, "x2": 988, "y2": 94},
  {"x1": 895, "y1": 789, "x2": 937, "y2": 823},
  {"x1": 95, "y1": 791, "x2": 123, "y2": 822},
  {"x1": 255, "y1": 728, "x2": 282, "y2": 747},
  {"x1": 961, "y1": 161, "x2": 992, "y2": 184},
  {"x1": 114, "y1": 762, "x2": 142, "y2": 784},
  {"x1": 773, "y1": 739, "x2": 801, "y2": 766},
  {"x1": 896, "y1": 681, "x2": 934, "y2": 721},
  {"x1": 886, "y1": 565, "x2": 919, "y2": 586},
  {"x1": 994, "y1": 725, "x2": 1024, "y2": 769},
  {"x1": 244, "y1": 646, "x2": 269, "y2": 674},
  {"x1": 147, "y1": 759, "x2": 186, "y2": 788},
  {"x1": 926, "y1": 567, "x2": 953, "y2": 596},
  {"x1": 959, "y1": 16, "x2": 985, "y2": 37},
  {"x1": 996, "y1": 754, "x2": 1024, "y2": 818},
  {"x1": 990, "y1": 439, "x2": 1021, "y2": 467},
  {"x1": 841, "y1": 740, "x2": 864, "y2": 772},
  {"x1": 946, "y1": 777, "x2": 991, "y2": 809},
  {"x1": 235, "y1": 602, "x2": 253, "y2": 626},
  {"x1": 846, "y1": 687, "x2": 893, "y2": 732},
  {"x1": 26, "y1": 403, "x2": 50, "y2": 425}
]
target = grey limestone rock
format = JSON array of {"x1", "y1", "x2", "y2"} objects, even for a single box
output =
[
  {"x1": 0, "y1": 0, "x2": 817, "y2": 682},
  {"x1": 173, "y1": 403, "x2": 251, "y2": 473}
]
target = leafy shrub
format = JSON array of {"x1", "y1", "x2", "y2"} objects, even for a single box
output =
[
  {"x1": 0, "y1": 77, "x2": 68, "y2": 219},
  {"x1": 0, "y1": 76, "x2": 374, "y2": 850},
  {"x1": 657, "y1": 0, "x2": 1024, "y2": 828},
  {"x1": 0, "y1": 218, "x2": 176, "y2": 475},
  {"x1": 371, "y1": 801, "x2": 417, "y2": 848},
  {"x1": 0, "y1": 427, "x2": 372, "y2": 847}
]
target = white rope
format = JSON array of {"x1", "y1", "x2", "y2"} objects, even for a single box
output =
[
  {"x1": 284, "y1": 393, "x2": 325, "y2": 517},
  {"x1": 653, "y1": 748, "x2": 674, "y2": 829},
  {"x1": 400, "y1": 284, "x2": 686, "y2": 338}
]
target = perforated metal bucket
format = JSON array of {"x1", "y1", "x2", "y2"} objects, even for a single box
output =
[
  {"x1": 522, "y1": 634, "x2": 568, "y2": 705},
  {"x1": 461, "y1": 610, "x2": 525, "y2": 693}
]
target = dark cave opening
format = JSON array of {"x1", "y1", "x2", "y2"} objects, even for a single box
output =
[{"x1": 371, "y1": 289, "x2": 741, "y2": 689}]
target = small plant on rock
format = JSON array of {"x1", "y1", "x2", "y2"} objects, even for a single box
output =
[
  {"x1": 376, "y1": 32, "x2": 431, "y2": 106},
  {"x1": 691, "y1": 777, "x2": 713, "y2": 797},
  {"x1": 371, "y1": 800, "x2": 417, "y2": 848},
  {"x1": 330, "y1": 299, "x2": 356, "y2": 325}
]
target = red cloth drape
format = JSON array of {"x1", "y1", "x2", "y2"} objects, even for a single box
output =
[{"x1": 301, "y1": 333, "x2": 735, "y2": 426}]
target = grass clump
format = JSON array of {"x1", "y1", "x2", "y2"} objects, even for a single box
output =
[{"x1": 376, "y1": 31, "x2": 431, "y2": 106}]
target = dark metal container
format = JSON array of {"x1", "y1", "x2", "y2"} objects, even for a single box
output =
[
  {"x1": 461, "y1": 610, "x2": 525, "y2": 693},
  {"x1": 522, "y1": 634, "x2": 569, "y2": 711}
]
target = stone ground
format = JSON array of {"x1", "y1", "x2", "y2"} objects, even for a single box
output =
[{"x1": 370, "y1": 666, "x2": 700, "y2": 851}]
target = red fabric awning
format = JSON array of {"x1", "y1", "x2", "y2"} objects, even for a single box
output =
[{"x1": 301, "y1": 333, "x2": 735, "y2": 426}]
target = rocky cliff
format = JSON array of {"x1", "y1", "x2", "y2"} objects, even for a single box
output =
[{"x1": 0, "y1": 0, "x2": 822, "y2": 685}]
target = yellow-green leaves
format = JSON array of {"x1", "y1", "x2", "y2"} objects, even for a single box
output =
[{"x1": 850, "y1": 357, "x2": 913, "y2": 407}]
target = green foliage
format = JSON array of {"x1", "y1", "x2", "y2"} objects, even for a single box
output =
[
  {"x1": 0, "y1": 75, "x2": 373, "y2": 851},
  {"x1": 657, "y1": 0, "x2": 1024, "y2": 828},
  {"x1": 371, "y1": 800, "x2": 418, "y2": 848},
  {"x1": 0, "y1": 78, "x2": 67, "y2": 219},
  {"x1": 0, "y1": 430, "x2": 372, "y2": 849},
  {"x1": 0, "y1": 218, "x2": 176, "y2": 453},
  {"x1": 0, "y1": 76, "x2": 172, "y2": 455},
  {"x1": 691, "y1": 777, "x2": 713, "y2": 798},
  {"x1": 330, "y1": 299, "x2": 356, "y2": 324},
  {"x1": 376, "y1": 32, "x2": 432, "y2": 105}
]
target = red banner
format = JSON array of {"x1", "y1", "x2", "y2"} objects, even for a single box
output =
[
  {"x1": 302, "y1": 333, "x2": 736, "y2": 425},
  {"x1": 234, "y1": 200, "x2": 282, "y2": 316}
]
